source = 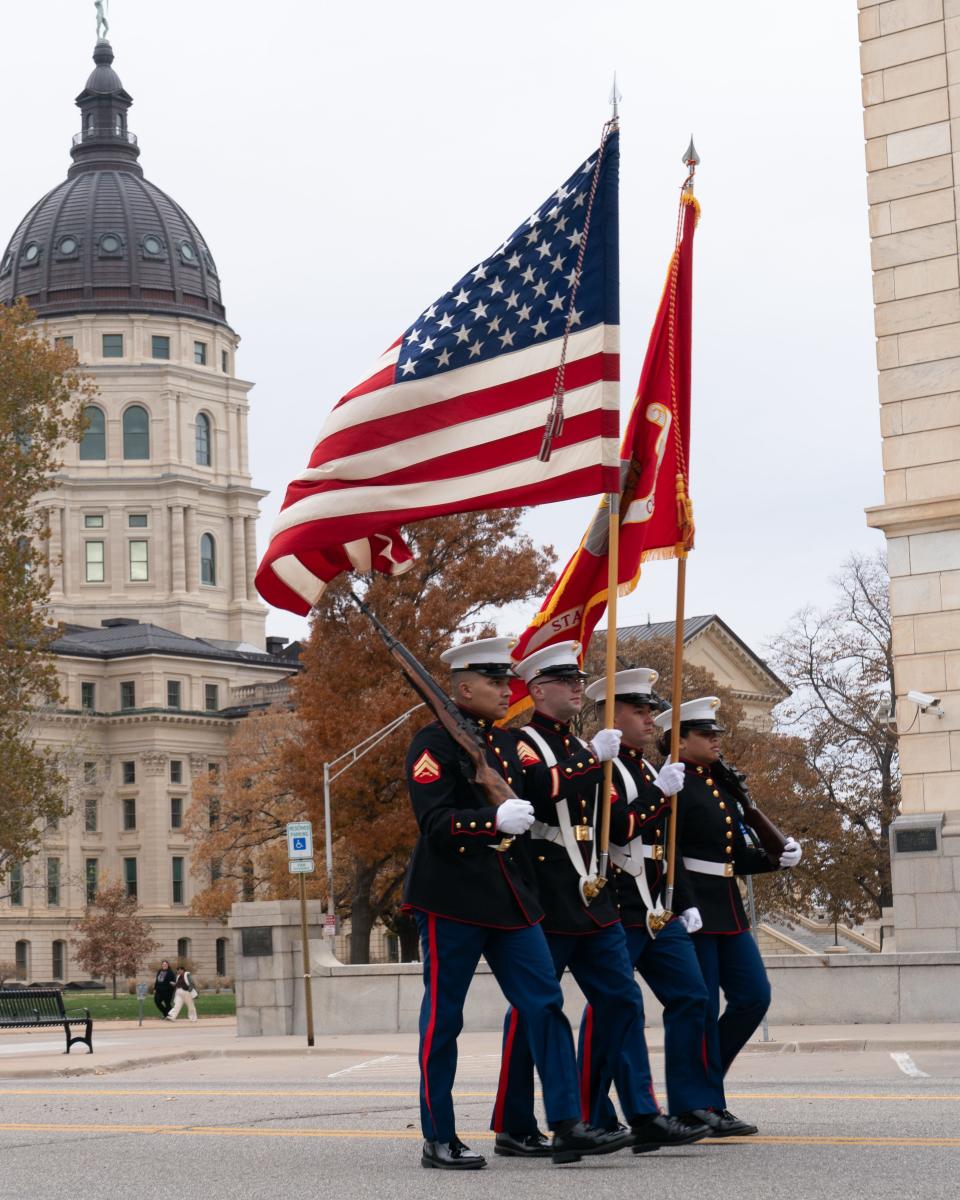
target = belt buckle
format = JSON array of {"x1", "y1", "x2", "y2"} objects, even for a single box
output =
[
  {"x1": 652, "y1": 845, "x2": 664, "y2": 861},
  {"x1": 723, "y1": 863, "x2": 734, "y2": 877},
  {"x1": 574, "y1": 824, "x2": 593, "y2": 842}
]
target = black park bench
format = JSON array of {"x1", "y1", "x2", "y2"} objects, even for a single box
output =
[{"x1": 0, "y1": 988, "x2": 93, "y2": 1053}]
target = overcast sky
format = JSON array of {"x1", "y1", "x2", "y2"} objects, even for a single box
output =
[{"x1": 3, "y1": 1, "x2": 881, "y2": 657}]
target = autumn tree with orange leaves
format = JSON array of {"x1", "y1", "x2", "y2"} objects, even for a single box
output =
[{"x1": 185, "y1": 510, "x2": 554, "y2": 962}]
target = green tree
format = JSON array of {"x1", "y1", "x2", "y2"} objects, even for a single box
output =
[{"x1": 0, "y1": 299, "x2": 91, "y2": 883}]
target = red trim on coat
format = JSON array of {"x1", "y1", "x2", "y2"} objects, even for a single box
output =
[
  {"x1": 580, "y1": 1004, "x2": 594, "y2": 1121},
  {"x1": 493, "y1": 1008, "x2": 520, "y2": 1132}
]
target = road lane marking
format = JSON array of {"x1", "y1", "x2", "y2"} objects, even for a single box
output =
[
  {"x1": 0, "y1": 1123, "x2": 958, "y2": 1147},
  {"x1": 891, "y1": 1052, "x2": 930, "y2": 1078},
  {"x1": 326, "y1": 1055, "x2": 398, "y2": 1079}
]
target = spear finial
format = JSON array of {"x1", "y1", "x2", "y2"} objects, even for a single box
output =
[
  {"x1": 609, "y1": 72, "x2": 622, "y2": 120},
  {"x1": 683, "y1": 135, "x2": 700, "y2": 169}
]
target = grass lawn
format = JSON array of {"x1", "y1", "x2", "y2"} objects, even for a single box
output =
[{"x1": 63, "y1": 992, "x2": 236, "y2": 1021}]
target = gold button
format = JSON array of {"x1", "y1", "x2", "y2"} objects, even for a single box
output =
[
  {"x1": 725, "y1": 846, "x2": 733, "y2": 854},
  {"x1": 456, "y1": 822, "x2": 462, "y2": 829},
  {"x1": 712, "y1": 790, "x2": 720, "y2": 798},
  {"x1": 469, "y1": 821, "x2": 477, "y2": 829},
  {"x1": 655, "y1": 829, "x2": 662, "y2": 838},
  {"x1": 581, "y1": 818, "x2": 589, "y2": 825},
  {"x1": 706, "y1": 778, "x2": 714, "y2": 787},
  {"x1": 538, "y1": 855, "x2": 545, "y2": 862},
  {"x1": 485, "y1": 821, "x2": 492, "y2": 829},
  {"x1": 649, "y1": 805, "x2": 656, "y2": 812},
  {"x1": 718, "y1": 802, "x2": 726, "y2": 810},
  {"x1": 507, "y1": 776, "x2": 513, "y2": 784},
  {"x1": 576, "y1": 761, "x2": 583, "y2": 768},
  {"x1": 726, "y1": 831, "x2": 733, "y2": 840},
  {"x1": 458, "y1": 846, "x2": 465, "y2": 854},
  {"x1": 725, "y1": 816, "x2": 732, "y2": 825},
  {"x1": 580, "y1": 798, "x2": 587, "y2": 807},
  {"x1": 588, "y1": 757, "x2": 595, "y2": 765},
  {"x1": 614, "y1": 866, "x2": 622, "y2": 874},
  {"x1": 565, "y1": 768, "x2": 572, "y2": 774},
  {"x1": 696, "y1": 766, "x2": 704, "y2": 774}
]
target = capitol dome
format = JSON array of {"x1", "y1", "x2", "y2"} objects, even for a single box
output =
[{"x1": 0, "y1": 40, "x2": 229, "y2": 328}]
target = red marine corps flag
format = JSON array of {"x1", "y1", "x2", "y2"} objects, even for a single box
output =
[
  {"x1": 256, "y1": 128, "x2": 621, "y2": 616},
  {"x1": 505, "y1": 165, "x2": 699, "y2": 720}
]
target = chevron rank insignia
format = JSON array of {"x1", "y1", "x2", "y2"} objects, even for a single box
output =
[
  {"x1": 517, "y1": 741, "x2": 542, "y2": 766},
  {"x1": 412, "y1": 750, "x2": 441, "y2": 783}
]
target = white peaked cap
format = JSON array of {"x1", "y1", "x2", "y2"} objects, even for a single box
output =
[
  {"x1": 440, "y1": 636, "x2": 517, "y2": 676},
  {"x1": 654, "y1": 695, "x2": 724, "y2": 731},
  {"x1": 514, "y1": 640, "x2": 585, "y2": 685},
  {"x1": 584, "y1": 667, "x2": 659, "y2": 704}
]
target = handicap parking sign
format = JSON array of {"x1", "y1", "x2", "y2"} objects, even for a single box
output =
[{"x1": 286, "y1": 821, "x2": 313, "y2": 859}]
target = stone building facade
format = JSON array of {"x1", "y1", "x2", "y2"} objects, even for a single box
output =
[
  {"x1": 858, "y1": 0, "x2": 960, "y2": 948},
  {"x1": 0, "y1": 39, "x2": 296, "y2": 983}
]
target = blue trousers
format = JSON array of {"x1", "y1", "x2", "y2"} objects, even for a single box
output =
[
  {"x1": 491, "y1": 923, "x2": 656, "y2": 1134},
  {"x1": 692, "y1": 930, "x2": 771, "y2": 1107},
  {"x1": 582, "y1": 918, "x2": 712, "y2": 1124},
  {"x1": 415, "y1": 912, "x2": 580, "y2": 1144}
]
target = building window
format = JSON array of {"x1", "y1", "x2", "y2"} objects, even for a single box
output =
[
  {"x1": 195, "y1": 412, "x2": 211, "y2": 466},
  {"x1": 194, "y1": 341, "x2": 207, "y2": 365},
  {"x1": 123, "y1": 858, "x2": 137, "y2": 899},
  {"x1": 170, "y1": 759, "x2": 183, "y2": 784},
  {"x1": 55, "y1": 335, "x2": 74, "y2": 349},
  {"x1": 122, "y1": 405, "x2": 150, "y2": 459},
  {"x1": 102, "y1": 333, "x2": 123, "y2": 358},
  {"x1": 80, "y1": 406, "x2": 106, "y2": 460},
  {"x1": 83, "y1": 760, "x2": 97, "y2": 785},
  {"x1": 204, "y1": 684, "x2": 219, "y2": 712},
  {"x1": 200, "y1": 533, "x2": 216, "y2": 585},
  {"x1": 221, "y1": 350, "x2": 228, "y2": 373},
  {"x1": 128, "y1": 513, "x2": 148, "y2": 528},
  {"x1": 52, "y1": 940, "x2": 66, "y2": 981},
  {"x1": 84, "y1": 540, "x2": 105, "y2": 583},
  {"x1": 209, "y1": 796, "x2": 220, "y2": 829},
  {"x1": 216, "y1": 938, "x2": 227, "y2": 977},
  {"x1": 83, "y1": 513, "x2": 104, "y2": 528},
  {"x1": 120, "y1": 681, "x2": 136, "y2": 710},
  {"x1": 47, "y1": 858, "x2": 60, "y2": 907},
  {"x1": 170, "y1": 796, "x2": 183, "y2": 829},
  {"x1": 121, "y1": 761, "x2": 136, "y2": 785},
  {"x1": 177, "y1": 937, "x2": 191, "y2": 963},
  {"x1": 211, "y1": 859, "x2": 222, "y2": 883},
  {"x1": 128, "y1": 539, "x2": 149, "y2": 581},
  {"x1": 122, "y1": 798, "x2": 137, "y2": 831},
  {"x1": 84, "y1": 796, "x2": 98, "y2": 833},
  {"x1": 172, "y1": 857, "x2": 184, "y2": 905},
  {"x1": 167, "y1": 680, "x2": 181, "y2": 709},
  {"x1": 85, "y1": 859, "x2": 99, "y2": 903},
  {"x1": 151, "y1": 335, "x2": 170, "y2": 359},
  {"x1": 81, "y1": 682, "x2": 96, "y2": 711},
  {"x1": 9, "y1": 864, "x2": 23, "y2": 907},
  {"x1": 14, "y1": 941, "x2": 28, "y2": 978}
]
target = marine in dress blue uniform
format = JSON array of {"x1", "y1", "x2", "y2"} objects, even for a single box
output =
[
  {"x1": 403, "y1": 636, "x2": 631, "y2": 1169},
  {"x1": 578, "y1": 669, "x2": 711, "y2": 1143},
  {"x1": 491, "y1": 643, "x2": 701, "y2": 1157},
  {"x1": 653, "y1": 696, "x2": 804, "y2": 1137}
]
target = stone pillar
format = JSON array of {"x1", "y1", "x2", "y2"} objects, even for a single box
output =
[
  {"x1": 859, "y1": 0, "x2": 960, "y2": 950},
  {"x1": 244, "y1": 516, "x2": 257, "y2": 602},
  {"x1": 184, "y1": 505, "x2": 198, "y2": 592},
  {"x1": 231, "y1": 515, "x2": 245, "y2": 602},
  {"x1": 170, "y1": 504, "x2": 186, "y2": 593},
  {"x1": 47, "y1": 506, "x2": 64, "y2": 598}
]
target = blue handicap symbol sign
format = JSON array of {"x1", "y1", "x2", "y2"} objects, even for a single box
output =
[{"x1": 293, "y1": 837, "x2": 307, "y2": 850}]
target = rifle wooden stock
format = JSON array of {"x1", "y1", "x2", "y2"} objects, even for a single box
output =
[
  {"x1": 349, "y1": 592, "x2": 517, "y2": 808},
  {"x1": 713, "y1": 757, "x2": 787, "y2": 862}
]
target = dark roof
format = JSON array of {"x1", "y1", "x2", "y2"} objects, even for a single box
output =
[
  {"x1": 51, "y1": 621, "x2": 294, "y2": 668},
  {"x1": 0, "y1": 41, "x2": 228, "y2": 328},
  {"x1": 599, "y1": 614, "x2": 788, "y2": 695}
]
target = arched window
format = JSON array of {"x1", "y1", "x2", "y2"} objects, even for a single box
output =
[
  {"x1": 14, "y1": 940, "x2": 29, "y2": 980},
  {"x1": 79, "y1": 406, "x2": 106, "y2": 460},
  {"x1": 122, "y1": 405, "x2": 149, "y2": 460},
  {"x1": 52, "y1": 940, "x2": 66, "y2": 981},
  {"x1": 200, "y1": 533, "x2": 216, "y2": 586},
  {"x1": 177, "y1": 937, "x2": 192, "y2": 966},
  {"x1": 195, "y1": 413, "x2": 211, "y2": 466}
]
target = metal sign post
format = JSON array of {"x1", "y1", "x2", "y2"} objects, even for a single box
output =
[
  {"x1": 136, "y1": 981, "x2": 147, "y2": 1026},
  {"x1": 287, "y1": 821, "x2": 316, "y2": 1048}
]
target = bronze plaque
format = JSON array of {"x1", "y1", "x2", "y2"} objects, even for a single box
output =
[{"x1": 240, "y1": 926, "x2": 273, "y2": 956}]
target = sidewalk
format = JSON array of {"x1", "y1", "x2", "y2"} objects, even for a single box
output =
[{"x1": 1, "y1": 1018, "x2": 959, "y2": 1079}]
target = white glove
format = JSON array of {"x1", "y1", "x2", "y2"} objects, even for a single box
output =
[
  {"x1": 779, "y1": 837, "x2": 802, "y2": 868},
  {"x1": 589, "y1": 728, "x2": 622, "y2": 762},
  {"x1": 655, "y1": 761, "x2": 685, "y2": 796},
  {"x1": 678, "y1": 907, "x2": 702, "y2": 934},
  {"x1": 496, "y1": 797, "x2": 535, "y2": 835}
]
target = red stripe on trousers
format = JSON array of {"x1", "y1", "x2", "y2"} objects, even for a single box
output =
[
  {"x1": 420, "y1": 913, "x2": 439, "y2": 1125},
  {"x1": 493, "y1": 1008, "x2": 521, "y2": 1133},
  {"x1": 580, "y1": 1004, "x2": 593, "y2": 1121}
]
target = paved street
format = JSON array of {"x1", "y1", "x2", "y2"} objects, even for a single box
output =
[{"x1": 0, "y1": 1025, "x2": 958, "y2": 1199}]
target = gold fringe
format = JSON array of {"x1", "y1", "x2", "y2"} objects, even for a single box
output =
[{"x1": 681, "y1": 191, "x2": 701, "y2": 223}]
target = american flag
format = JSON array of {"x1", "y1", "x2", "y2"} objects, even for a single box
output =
[{"x1": 256, "y1": 130, "x2": 621, "y2": 616}]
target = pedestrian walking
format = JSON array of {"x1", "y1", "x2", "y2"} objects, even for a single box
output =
[
  {"x1": 152, "y1": 959, "x2": 177, "y2": 1017},
  {"x1": 166, "y1": 966, "x2": 199, "y2": 1021}
]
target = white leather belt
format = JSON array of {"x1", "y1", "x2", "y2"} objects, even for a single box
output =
[
  {"x1": 529, "y1": 820, "x2": 563, "y2": 845},
  {"x1": 683, "y1": 856, "x2": 734, "y2": 878}
]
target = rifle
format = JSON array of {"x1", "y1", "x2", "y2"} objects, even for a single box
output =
[
  {"x1": 712, "y1": 757, "x2": 787, "y2": 863},
  {"x1": 348, "y1": 592, "x2": 519, "y2": 827}
]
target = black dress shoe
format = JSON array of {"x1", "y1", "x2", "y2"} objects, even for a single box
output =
[
  {"x1": 551, "y1": 1120, "x2": 633, "y2": 1165},
  {"x1": 421, "y1": 1137, "x2": 487, "y2": 1169},
  {"x1": 687, "y1": 1108, "x2": 759, "y2": 1138},
  {"x1": 630, "y1": 1112, "x2": 711, "y2": 1153},
  {"x1": 494, "y1": 1130, "x2": 552, "y2": 1157}
]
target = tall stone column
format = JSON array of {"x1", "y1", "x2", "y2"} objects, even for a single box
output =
[
  {"x1": 47, "y1": 506, "x2": 64, "y2": 598},
  {"x1": 170, "y1": 505, "x2": 186, "y2": 593},
  {"x1": 244, "y1": 516, "x2": 257, "y2": 602},
  {"x1": 184, "y1": 506, "x2": 198, "y2": 593},
  {"x1": 859, "y1": 0, "x2": 960, "y2": 950},
  {"x1": 231, "y1": 515, "x2": 246, "y2": 602}
]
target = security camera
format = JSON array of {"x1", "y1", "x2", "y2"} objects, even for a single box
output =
[{"x1": 908, "y1": 690, "x2": 943, "y2": 715}]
